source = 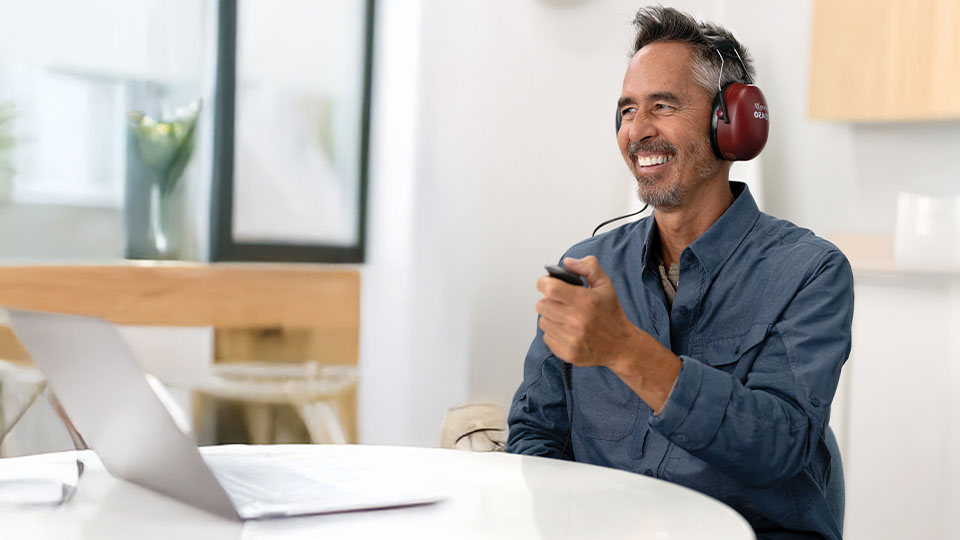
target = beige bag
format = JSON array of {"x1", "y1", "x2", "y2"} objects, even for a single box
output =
[{"x1": 440, "y1": 403, "x2": 507, "y2": 452}]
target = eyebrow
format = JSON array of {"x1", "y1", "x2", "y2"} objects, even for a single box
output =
[
  {"x1": 617, "y1": 92, "x2": 682, "y2": 110},
  {"x1": 647, "y1": 91, "x2": 681, "y2": 103}
]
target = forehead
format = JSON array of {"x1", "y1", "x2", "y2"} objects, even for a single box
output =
[{"x1": 622, "y1": 41, "x2": 700, "y2": 99}]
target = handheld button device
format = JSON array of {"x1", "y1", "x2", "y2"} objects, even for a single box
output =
[{"x1": 545, "y1": 264, "x2": 584, "y2": 287}]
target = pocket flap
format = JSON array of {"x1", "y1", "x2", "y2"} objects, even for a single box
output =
[{"x1": 702, "y1": 323, "x2": 770, "y2": 367}]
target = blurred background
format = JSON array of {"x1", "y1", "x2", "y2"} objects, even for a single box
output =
[{"x1": 0, "y1": 0, "x2": 958, "y2": 538}]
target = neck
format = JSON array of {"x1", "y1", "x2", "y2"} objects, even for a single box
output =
[{"x1": 654, "y1": 176, "x2": 735, "y2": 267}]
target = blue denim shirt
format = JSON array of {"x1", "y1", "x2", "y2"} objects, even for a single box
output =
[{"x1": 507, "y1": 182, "x2": 853, "y2": 540}]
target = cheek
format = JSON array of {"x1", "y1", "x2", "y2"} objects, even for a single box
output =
[
  {"x1": 670, "y1": 124, "x2": 710, "y2": 160},
  {"x1": 617, "y1": 132, "x2": 634, "y2": 165},
  {"x1": 616, "y1": 128, "x2": 629, "y2": 154},
  {"x1": 685, "y1": 131, "x2": 714, "y2": 161}
]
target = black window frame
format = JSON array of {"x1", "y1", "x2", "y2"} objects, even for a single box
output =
[{"x1": 210, "y1": 0, "x2": 374, "y2": 263}]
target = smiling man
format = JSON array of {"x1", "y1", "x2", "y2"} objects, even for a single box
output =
[{"x1": 506, "y1": 7, "x2": 853, "y2": 540}]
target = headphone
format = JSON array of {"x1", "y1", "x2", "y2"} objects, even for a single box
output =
[{"x1": 615, "y1": 39, "x2": 769, "y2": 162}]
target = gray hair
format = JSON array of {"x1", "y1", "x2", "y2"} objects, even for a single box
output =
[{"x1": 630, "y1": 6, "x2": 757, "y2": 95}]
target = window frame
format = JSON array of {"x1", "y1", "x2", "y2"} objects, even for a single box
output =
[{"x1": 209, "y1": 0, "x2": 374, "y2": 263}]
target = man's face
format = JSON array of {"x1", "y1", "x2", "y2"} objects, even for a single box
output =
[{"x1": 617, "y1": 41, "x2": 721, "y2": 210}]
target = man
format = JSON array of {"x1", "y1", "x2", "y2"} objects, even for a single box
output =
[{"x1": 506, "y1": 7, "x2": 853, "y2": 540}]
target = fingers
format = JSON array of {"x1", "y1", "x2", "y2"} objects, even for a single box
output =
[
  {"x1": 536, "y1": 275, "x2": 581, "y2": 305},
  {"x1": 542, "y1": 332, "x2": 568, "y2": 362},
  {"x1": 537, "y1": 256, "x2": 608, "y2": 365},
  {"x1": 537, "y1": 310, "x2": 583, "y2": 341},
  {"x1": 539, "y1": 317, "x2": 579, "y2": 361},
  {"x1": 535, "y1": 297, "x2": 567, "y2": 321},
  {"x1": 537, "y1": 299, "x2": 588, "y2": 363},
  {"x1": 563, "y1": 256, "x2": 610, "y2": 288}
]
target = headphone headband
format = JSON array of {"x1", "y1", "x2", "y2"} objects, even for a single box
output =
[
  {"x1": 711, "y1": 38, "x2": 737, "y2": 51},
  {"x1": 615, "y1": 40, "x2": 768, "y2": 162}
]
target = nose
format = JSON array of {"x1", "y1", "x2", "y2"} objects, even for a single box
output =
[{"x1": 626, "y1": 112, "x2": 658, "y2": 144}]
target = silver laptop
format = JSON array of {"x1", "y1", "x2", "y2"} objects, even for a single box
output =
[{"x1": 6, "y1": 307, "x2": 440, "y2": 521}]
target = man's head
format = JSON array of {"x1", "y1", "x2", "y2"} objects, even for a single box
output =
[{"x1": 618, "y1": 7, "x2": 756, "y2": 211}]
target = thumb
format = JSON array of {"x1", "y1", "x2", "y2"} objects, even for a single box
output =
[{"x1": 563, "y1": 256, "x2": 610, "y2": 288}]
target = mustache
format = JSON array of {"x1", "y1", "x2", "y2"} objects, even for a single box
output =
[{"x1": 628, "y1": 140, "x2": 677, "y2": 156}]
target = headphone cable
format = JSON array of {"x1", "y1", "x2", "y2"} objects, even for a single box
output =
[
  {"x1": 592, "y1": 204, "x2": 649, "y2": 237},
  {"x1": 557, "y1": 202, "x2": 650, "y2": 459}
]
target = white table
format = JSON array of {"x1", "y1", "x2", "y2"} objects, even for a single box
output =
[{"x1": 0, "y1": 445, "x2": 755, "y2": 540}]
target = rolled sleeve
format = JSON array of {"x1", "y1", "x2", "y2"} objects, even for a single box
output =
[
  {"x1": 647, "y1": 249, "x2": 853, "y2": 488},
  {"x1": 651, "y1": 355, "x2": 733, "y2": 450}
]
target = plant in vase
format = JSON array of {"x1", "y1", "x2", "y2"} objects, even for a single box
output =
[{"x1": 125, "y1": 101, "x2": 201, "y2": 259}]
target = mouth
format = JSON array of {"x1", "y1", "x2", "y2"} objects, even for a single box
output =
[{"x1": 634, "y1": 153, "x2": 674, "y2": 173}]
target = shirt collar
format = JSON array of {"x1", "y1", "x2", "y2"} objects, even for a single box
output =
[{"x1": 639, "y1": 181, "x2": 761, "y2": 279}]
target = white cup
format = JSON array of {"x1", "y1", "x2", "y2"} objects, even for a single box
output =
[{"x1": 894, "y1": 192, "x2": 960, "y2": 266}]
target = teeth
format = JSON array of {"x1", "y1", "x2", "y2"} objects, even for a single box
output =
[{"x1": 637, "y1": 154, "x2": 672, "y2": 167}]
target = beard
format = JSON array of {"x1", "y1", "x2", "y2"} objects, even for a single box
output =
[
  {"x1": 636, "y1": 172, "x2": 683, "y2": 211},
  {"x1": 631, "y1": 135, "x2": 721, "y2": 211}
]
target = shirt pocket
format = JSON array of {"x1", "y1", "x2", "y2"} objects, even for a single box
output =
[
  {"x1": 571, "y1": 366, "x2": 640, "y2": 441},
  {"x1": 701, "y1": 323, "x2": 771, "y2": 372}
]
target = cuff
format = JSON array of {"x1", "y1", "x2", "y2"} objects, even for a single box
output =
[{"x1": 649, "y1": 355, "x2": 734, "y2": 450}]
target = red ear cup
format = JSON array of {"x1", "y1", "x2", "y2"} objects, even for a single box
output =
[{"x1": 710, "y1": 82, "x2": 768, "y2": 161}]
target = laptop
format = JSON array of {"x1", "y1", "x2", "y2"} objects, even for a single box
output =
[{"x1": 5, "y1": 307, "x2": 441, "y2": 521}]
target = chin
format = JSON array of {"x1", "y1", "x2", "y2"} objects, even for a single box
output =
[{"x1": 636, "y1": 180, "x2": 683, "y2": 211}]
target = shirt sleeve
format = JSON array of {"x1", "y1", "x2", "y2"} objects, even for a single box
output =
[
  {"x1": 649, "y1": 248, "x2": 854, "y2": 488},
  {"x1": 506, "y1": 322, "x2": 575, "y2": 460}
]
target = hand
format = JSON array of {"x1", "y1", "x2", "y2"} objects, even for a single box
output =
[{"x1": 535, "y1": 256, "x2": 641, "y2": 369}]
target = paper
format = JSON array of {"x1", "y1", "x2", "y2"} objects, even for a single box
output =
[{"x1": 0, "y1": 453, "x2": 83, "y2": 506}]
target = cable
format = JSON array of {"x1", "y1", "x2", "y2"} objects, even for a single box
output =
[
  {"x1": 592, "y1": 204, "x2": 649, "y2": 237},
  {"x1": 556, "y1": 204, "x2": 651, "y2": 459},
  {"x1": 559, "y1": 361, "x2": 574, "y2": 461}
]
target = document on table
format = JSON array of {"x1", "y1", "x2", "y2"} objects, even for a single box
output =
[{"x1": 0, "y1": 452, "x2": 83, "y2": 506}]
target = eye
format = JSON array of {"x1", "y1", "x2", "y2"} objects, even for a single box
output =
[
  {"x1": 620, "y1": 106, "x2": 637, "y2": 118},
  {"x1": 653, "y1": 103, "x2": 674, "y2": 112}
]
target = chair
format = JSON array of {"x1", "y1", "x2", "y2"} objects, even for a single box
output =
[
  {"x1": 193, "y1": 361, "x2": 357, "y2": 444},
  {"x1": 824, "y1": 424, "x2": 845, "y2": 531}
]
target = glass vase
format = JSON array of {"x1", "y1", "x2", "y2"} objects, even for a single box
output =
[{"x1": 123, "y1": 100, "x2": 201, "y2": 260}]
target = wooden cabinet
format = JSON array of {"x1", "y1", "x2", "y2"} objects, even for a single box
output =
[{"x1": 808, "y1": 0, "x2": 960, "y2": 121}]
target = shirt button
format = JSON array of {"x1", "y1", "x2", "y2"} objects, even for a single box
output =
[
  {"x1": 685, "y1": 253, "x2": 695, "y2": 263},
  {"x1": 811, "y1": 397, "x2": 820, "y2": 407},
  {"x1": 643, "y1": 469, "x2": 653, "y2": 476},
  {"x1": 675, "y1": 434, "x2": 687, "y2": 444},
  {"x1": 679, "y1": 306, "x2": 689, "y2": 315}
]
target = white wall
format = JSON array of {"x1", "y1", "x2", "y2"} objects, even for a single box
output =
[
  {"x1": 361, "y1": 0, "x2": 709, "y2": 446},
  {"x1": 361, "y1": 0, "x2": 490, "y2": 446},
  {"x1": 843, "y1": 276, "x2": 960, "y2": 540},
  {"x1": 415, "y1": 0, "x2": 668, "y2": 406}
]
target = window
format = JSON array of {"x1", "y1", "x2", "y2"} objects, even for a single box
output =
[
  {"x1": 0, "y1": 0, "x2": 215, "y2": 261},
  {"x1": 0, "y1": 0, "x2": 373, "y2": 263},
  {"x1": 210, "y1": 0, "x2": 374, "y2": 262}
]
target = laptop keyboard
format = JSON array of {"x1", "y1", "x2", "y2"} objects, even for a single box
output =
[
  {"x1": 205, "y1": 455, "x2": 348, "y2": 518},
  {"x1": 202, "y1": 452, "x2": 442, "y2": 519}
]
